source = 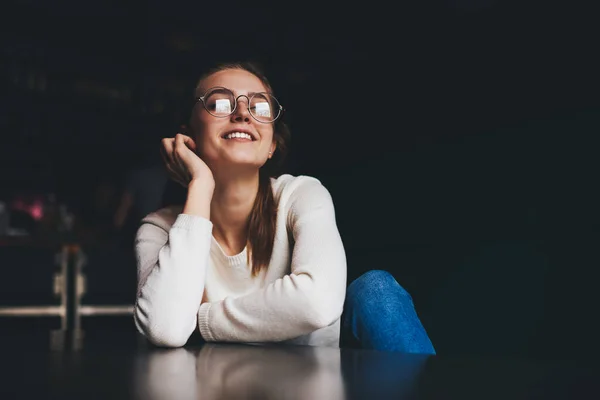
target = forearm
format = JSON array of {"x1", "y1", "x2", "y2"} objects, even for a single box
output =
[
  {"x1": 134, "y1": 214, "x2": 213, "y2": 347},
  {"x1": 197, "y1": 269, "x2": 346, "y2": 343},
  {"x1": 198, "y1": 212, "x2": 347, "y2": 343}
]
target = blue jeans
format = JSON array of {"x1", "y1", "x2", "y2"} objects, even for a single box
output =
[{"x1": 341, "y1": 270, "x2": 436, "y2": 355}]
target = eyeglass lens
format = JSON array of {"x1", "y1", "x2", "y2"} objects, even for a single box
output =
[{"x1": 203, "y1": 88, "x2": 280, "y2": 122}]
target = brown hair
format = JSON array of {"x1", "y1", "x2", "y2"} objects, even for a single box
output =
[{"x1": 192, "y1": 61, "x2": 291, "y2": 276}]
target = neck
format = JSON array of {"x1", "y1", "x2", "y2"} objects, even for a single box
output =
[{"x1": 210, "y1": 170, "x2": 260, "y2": 255}]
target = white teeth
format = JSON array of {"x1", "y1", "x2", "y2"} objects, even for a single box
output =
[{"x1": 224, "y1": 132, "x2": 252, "y2": 140}]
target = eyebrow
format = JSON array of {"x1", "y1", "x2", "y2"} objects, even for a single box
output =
[
  {"x1": 232, "y1": 90, "x2": 266, "y2": 97},
  {"x1": 196, "y1": 87, "x2": 268, "y2": 99},
  {"x1": 213, "y1": 87, "x2": 265, "y2": 94}
]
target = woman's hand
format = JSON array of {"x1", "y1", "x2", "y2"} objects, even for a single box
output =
[{"x1": 160, "y1": 133, "x2": 214, "y2": 188}]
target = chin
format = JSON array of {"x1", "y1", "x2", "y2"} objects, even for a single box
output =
[
  {"x1": 224, "y1": 151, "x2": 265, "y2": 165},
  {"x1": 221, "y1": 157, "x2": 264, "y2": 171}
]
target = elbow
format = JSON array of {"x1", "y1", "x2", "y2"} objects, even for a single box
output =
[
  {"x1": 144, "y1": 327, "x2": 190, "y2": 348},
  {"x1": 302, "y1": 295, "x2": 344, "y2": 331},
  {"x1": 134, "y1": 306, "x2": 193, "y2": 348}
]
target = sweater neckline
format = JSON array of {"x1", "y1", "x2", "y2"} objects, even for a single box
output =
[{"x1": 210, "y1": 236, "x2": 248, "y2": 267}]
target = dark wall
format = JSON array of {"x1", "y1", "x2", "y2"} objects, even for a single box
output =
[{"x1": 319, "y1": 109, "x2": 600, "y2": 360}]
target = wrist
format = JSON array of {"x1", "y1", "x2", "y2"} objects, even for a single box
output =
[
  {"x1": 188, "y1": 177, "x2": 215, "y2": 193},
  {"x1": 183, "y1": 179, "x2": 214, "y2": 219}
]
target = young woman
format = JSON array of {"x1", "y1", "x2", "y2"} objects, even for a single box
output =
[{"x1": 134, "y1": 61, "x2": 435, "y2": 354}]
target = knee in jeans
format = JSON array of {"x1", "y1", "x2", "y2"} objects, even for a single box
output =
[{"x1": 348, "y1": 269, "x2": 411, "y2": 299}]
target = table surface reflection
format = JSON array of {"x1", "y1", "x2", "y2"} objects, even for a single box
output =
[{"x1": 1, "y1": 330, "x2": 599, "y2": 400}]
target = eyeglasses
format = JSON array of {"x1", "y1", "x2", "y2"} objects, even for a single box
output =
[{"x1": 195, "y1": 87, "x2": 284, "y2": 123}]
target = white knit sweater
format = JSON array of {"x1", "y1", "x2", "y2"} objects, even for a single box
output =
[{"x1": 133, "y1": 174, "x2": 348, "y2": 348}]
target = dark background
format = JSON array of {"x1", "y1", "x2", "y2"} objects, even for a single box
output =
[{"x1": 1, "y1": 0, "x2": 599, "y2": 361}]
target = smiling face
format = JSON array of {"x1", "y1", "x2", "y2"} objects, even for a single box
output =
[{"x1": 190, "y1": 68, "x2": 277, "y2": 174}]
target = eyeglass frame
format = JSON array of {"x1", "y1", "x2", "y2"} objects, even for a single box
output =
[{"x1": 194, "y1": 86, "x2": 284, "y2": 124}]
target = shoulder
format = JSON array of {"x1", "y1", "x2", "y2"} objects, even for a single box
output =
[
  {"x1": 271, "y1": 174, "x2": 336, "y2": 218},
  {"x1": 137, "y1": 205, "x2": 184, "y2": 235},
  {"x1": 271, "y1": 173, "x2": 332, "y2": 200}
]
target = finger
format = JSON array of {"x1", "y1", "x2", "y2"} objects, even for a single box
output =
[
  {"x1": 161, "y1": 137, "x2": 189, "y2": 183},
  {"x1": 159, "y1": 145, "x2": 171, "y2": 170},
  {"x1": 174, "y1": 133, "x2": 195, "y2": 171},
  {"x1": 181, "y1": 135, "x2": 197, "y2": 153},
  {"x1": 173, "y1": 134, "x2": 191, "y2": 180},
  {"x1": 160, "y1": 138, "x2": 176, "y2": 166},
  {"x1": 164, "y1": 163, "x2": 187, "y2": 185},
  {"x1": 174, "y1": 133, "x2": 198, "y2": 159},
  {"x1": 174, "y1": 133, "x2": 196, "y2": 151},
  {"x1": 163, "y1": 144, "x2": 188, "y2": 184}
]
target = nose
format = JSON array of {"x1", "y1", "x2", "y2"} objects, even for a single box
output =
[{"x1": 231, "y1": 95, "x2": 251, "y2": 122}]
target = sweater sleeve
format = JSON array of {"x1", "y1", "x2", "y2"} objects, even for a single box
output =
[
  {"x1": 197, "y1": 179, "x2": 347, "y2": 343},
  {"x1": 133, "y1": 211, "x2": 213, "y2": 347}
]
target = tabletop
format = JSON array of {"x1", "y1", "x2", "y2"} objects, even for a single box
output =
[{"x1": 1, "y1": 329, "x2": 599, "y2": 400}]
